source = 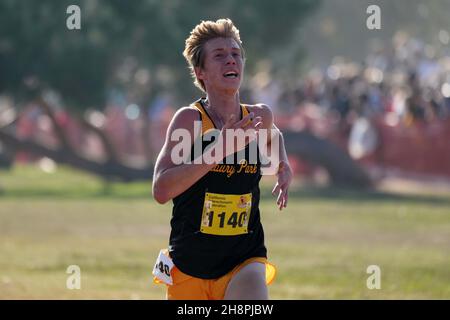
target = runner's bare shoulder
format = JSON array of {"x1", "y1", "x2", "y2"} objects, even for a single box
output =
[{"x1": 166, "y1": 106, "x2": 200, "y2": 135}]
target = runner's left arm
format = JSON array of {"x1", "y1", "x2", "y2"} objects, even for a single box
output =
[
  {"x1": 253, "y1": 104, "x2": 293, "y2": 211},
  {"x1": 270, "y1": 124, "x2": 293, "y2": 210}
]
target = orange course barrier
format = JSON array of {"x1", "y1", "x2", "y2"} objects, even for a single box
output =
[{"x1": 369, "y1": 118, "x2": 450, "y2": 178}]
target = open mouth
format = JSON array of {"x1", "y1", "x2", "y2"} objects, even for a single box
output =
[{"x1": 223, "y1": 71, "x2": 239, "y2": 78}]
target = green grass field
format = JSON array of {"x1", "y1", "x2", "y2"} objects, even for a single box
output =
[{"x1": 1, "y1": 165, "x2": 449, "y2": 299}]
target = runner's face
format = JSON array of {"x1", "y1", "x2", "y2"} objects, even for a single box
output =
[{"x1": 196, "y1": 37, "x2": 244, "y2": 94}]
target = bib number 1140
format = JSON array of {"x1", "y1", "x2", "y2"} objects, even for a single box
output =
[
  {"x1": 205, "y1": 211, "x2": 248, "y2": 228},
  {"x1": 201, "y1": 192, "x2": 252, "y2": 236}
]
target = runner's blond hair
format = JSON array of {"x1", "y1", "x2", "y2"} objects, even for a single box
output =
[{"x1": 183, "y1": 18, "x2": 245, "y2": 92}]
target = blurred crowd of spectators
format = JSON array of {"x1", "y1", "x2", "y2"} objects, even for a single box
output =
[{"x1": 250, "y1": 32, "x2": 450, "y2": 126}]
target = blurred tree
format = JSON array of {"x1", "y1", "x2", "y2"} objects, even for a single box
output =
[{"x1": 0, "y1": 0, "x2": 319, "y2": 110}]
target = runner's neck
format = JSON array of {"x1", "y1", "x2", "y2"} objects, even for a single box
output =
[{"x1": 204, "y1": 93, "x2": 241, "y2": 128}]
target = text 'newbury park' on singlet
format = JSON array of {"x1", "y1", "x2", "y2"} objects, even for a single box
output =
[{"x1": 168, "y1": 98, "x2": 267, "y2": 279}]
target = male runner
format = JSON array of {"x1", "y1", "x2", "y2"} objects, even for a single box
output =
[{"x1": 152, "y1": 18, "x2": 293, "y2": 300}]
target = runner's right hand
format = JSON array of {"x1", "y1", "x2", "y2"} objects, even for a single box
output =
[{"x1": 220, "y1": 112, "x2": 262, "y2": 158}]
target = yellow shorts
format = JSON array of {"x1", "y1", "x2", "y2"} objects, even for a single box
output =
[{"x1": 155, "y1": 257, "x2": 276, "y2": 300}]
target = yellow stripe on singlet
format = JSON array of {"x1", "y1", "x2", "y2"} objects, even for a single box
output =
[
  {"x1": 193, "y1": 101, "x2": 215, "y2": 134},
  {"x1": 241, "y1": 104, "x2": 249, "y2": 118}
]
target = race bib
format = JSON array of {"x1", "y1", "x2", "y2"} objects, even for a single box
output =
[
  {"x1": 152, "y1": 249, "x2": 174, "y2": 285},
  {"x1": 200, "y1": 192, "x2": 252, "y2": 236}
]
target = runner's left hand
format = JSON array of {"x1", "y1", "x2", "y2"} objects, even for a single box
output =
[{"x1": 272, "y1": 160, "x2": 293, "y2": 211}]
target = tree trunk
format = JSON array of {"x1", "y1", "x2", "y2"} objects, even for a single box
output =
[
  {"x1": 0, "y1": 129, "x2": 153, "y2": 182},
  {"x1": 283, "y1": 130, "x2": 372, "y2": 188}
]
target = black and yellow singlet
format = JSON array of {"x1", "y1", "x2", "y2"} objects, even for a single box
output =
[{"x1": 168, "y1": 97, "x2": 267, "y2": 279}]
